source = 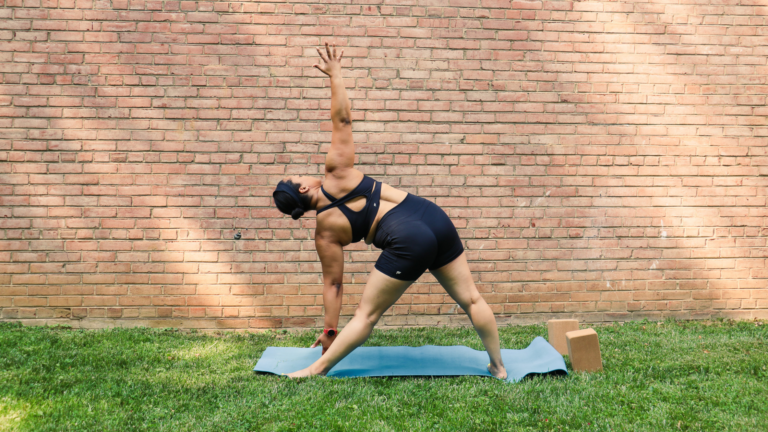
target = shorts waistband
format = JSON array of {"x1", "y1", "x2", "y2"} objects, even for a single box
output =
[
  {"x1": 372, "y1": 194, "x2": 428, "y2": 247},
  {"x1": 377, "y1": 194, "x2": 429, "y2": 229}
]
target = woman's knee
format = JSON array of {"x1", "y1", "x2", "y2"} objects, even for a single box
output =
[
  {"x1": 471, "y1": 290, "x2": 482, "y2": 305},
  {"x1": 354, "y1": 305, "x2": 382, "y2": 327},
  {"x1": 460, "y1": 288, "x2": 483, "y2": 311}
]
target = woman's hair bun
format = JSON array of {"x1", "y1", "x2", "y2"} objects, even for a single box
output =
[{"x1": 291, "y1": 208, "x2": 305, "y2": 220}]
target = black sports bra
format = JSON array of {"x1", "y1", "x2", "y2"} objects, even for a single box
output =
[{"x1": 316, "y1": 175, "x2": 382, "y2": 243}]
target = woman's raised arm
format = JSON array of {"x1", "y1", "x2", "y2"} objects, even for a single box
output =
[{"x1": 314, "y1": 42, "x2": 354, "y2": 176}]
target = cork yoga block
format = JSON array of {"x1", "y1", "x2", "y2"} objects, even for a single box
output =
[
  {"x1": 566, "y1": 328, "x2": 603, "y2": 373},
  {"x1": 547, "y1": 319, "x2": 580, "y2": 355}
]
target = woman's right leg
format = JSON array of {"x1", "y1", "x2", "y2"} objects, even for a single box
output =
[
  {"x1": 431, "y1": 252, "x2": 507, "y2": 379},
  {"x1": 288, "y1": 268, "x2": 412, "y2": 377}
]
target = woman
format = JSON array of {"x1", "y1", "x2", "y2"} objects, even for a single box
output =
[{"x1": 272, "y1": 43, "x2": 507, "y2": 379}]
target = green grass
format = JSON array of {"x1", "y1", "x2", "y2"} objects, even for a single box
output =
[{"x1": 0, "y1": 320, "x2": 766, "y2": 432}]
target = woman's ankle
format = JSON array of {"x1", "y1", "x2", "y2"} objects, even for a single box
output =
[{"x1": 310, "y1": 363, "x2": 330, "y2": 376}]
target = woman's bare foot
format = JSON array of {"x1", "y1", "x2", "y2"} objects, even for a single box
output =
[
  {"x1": 488, "y1": 362, "x2": 507, "y2": 380},
  {"x1": 286, "y1": 365, "x2": 326, "y2": 379}
]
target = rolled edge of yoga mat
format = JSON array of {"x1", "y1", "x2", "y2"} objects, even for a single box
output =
[{"x1": 253, "y1": 336, "x2": 567, "y2": 383}]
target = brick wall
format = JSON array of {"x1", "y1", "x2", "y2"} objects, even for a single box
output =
[{"x1": 1, "y1": 0, "x2": 767, "y2": 330}]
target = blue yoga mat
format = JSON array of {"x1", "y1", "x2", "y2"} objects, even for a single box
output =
[{"x1": 253, "y1": 336, "x2": 567, "y2": 382}]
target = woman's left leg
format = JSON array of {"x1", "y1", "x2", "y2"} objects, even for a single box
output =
[
  {"x1": 431, "y1": 252, "x2": 507, "y2": 379},
  {"x1": 287, "y1": 268, "x2": 412, "y2": 378}
]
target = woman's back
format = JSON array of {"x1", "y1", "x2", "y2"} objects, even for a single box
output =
[{"x1": 318, "y1": 169, "x2": 408, "y2": 246}]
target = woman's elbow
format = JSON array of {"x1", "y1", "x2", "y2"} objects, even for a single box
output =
[
  {"x1": 326, "y1": 282, "x2": 343, "y2": 295},
  {"x1": 334, "y1": 116, "x2": 352, "y2": 126}
]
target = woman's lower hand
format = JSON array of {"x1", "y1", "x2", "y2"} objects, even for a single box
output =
[{"x1": 311, "y1": 332, "x2": 337, "y2": 355}]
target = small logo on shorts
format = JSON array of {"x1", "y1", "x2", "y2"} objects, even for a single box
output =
[{"x1": 396, "y1": 271, "x2": 401, "y2": 275}]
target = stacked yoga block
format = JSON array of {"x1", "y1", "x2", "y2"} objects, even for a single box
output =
[{"x1": 547, "y1": 319, "x2": 603, "y2": 373}]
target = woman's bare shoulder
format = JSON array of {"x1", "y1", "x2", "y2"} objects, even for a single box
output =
[
  {"x1": 315, "y1": 211, "x2": 352, "y2": 245},
  {"x1": 322, "y1": 167, "x2": 364, "y2": 197}
]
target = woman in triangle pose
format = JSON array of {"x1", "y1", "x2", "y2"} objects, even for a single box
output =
[{"x1": 272, "y1": 43, "x2": 507, "y2": 379}]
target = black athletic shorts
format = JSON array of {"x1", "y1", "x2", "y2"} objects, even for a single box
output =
[{"x1": 372, "y1": 194, "x2": 465, "y2": 281}]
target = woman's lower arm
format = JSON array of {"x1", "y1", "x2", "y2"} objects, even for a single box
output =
[
  {"x1": 323, "y1": 282, "x2": 343, "y2": 329},
  {"x1": 330, "y1": 76, "x2": 351, "y2": 125}
]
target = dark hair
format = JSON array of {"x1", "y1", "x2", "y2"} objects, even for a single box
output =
[{"x1": 273, "y1": 180, "x2": 311, "y2": 220}]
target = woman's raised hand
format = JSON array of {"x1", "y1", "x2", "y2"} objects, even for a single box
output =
[{"x1": 314, "y1": 42, "x2": 344, "y2": 78}]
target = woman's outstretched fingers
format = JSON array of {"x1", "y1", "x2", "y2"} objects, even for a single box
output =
[
  {"x1": 316, "y1": 47, "x2": 328, "y2": 63},
  {"x1": 314, "y1": 42, "x2": 343, "y2": 77},
  {"x1": 310, "y1": 335, "x2": 321, "y2": 348}
]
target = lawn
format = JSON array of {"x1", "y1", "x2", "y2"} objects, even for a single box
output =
[{"x1": 0, "y1": 319, "x2": 766, "y2": 432}]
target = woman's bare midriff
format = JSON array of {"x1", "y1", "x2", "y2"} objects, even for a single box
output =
[{"x1": 364, "y1": 183, "x2": 408, "y2": 245}]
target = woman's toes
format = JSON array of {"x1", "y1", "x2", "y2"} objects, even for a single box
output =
[{"x1": 487, "y1": 363, "x2": 507, "y2": 380}]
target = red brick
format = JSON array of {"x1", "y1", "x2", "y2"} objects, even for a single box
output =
[{"x1": 0, "y1": 2, "x2": 764, "y2": 329}]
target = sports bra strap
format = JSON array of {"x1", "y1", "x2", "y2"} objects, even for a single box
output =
[
  {"x1": 320, "y1": 187, "x2": 337, "y2": 203},
  {"x1": 316, "y1": 175, "x2": 382, "y2": 243},
  {"x1": 317, "y1": 175, "x2": 374, "y2": 214}
]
